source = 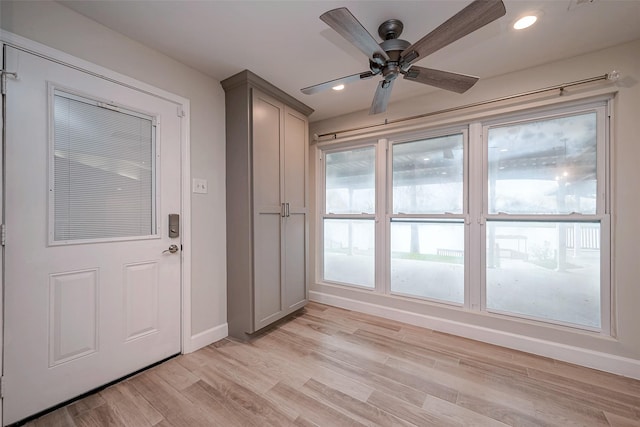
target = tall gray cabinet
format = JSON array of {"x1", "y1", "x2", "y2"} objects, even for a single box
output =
[{"x1": 221, "y1": 70, "x2": 313, "y2": 339}]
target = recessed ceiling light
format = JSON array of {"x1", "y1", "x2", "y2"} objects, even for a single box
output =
[
  {"x1": 514, "y1": 15, "x2": 537, "y2": 30},
  {"x1": 332, "y1": 84, "x2": 345, "y2": 91}
]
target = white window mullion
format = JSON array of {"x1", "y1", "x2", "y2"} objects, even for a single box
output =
[
  {"x1": 377, "y1": 138, "x2": 389, "y2": 295},
  {"x1": 468, "y1": 122, "x2": 483, "y2": 311},
  {"x1": 600, "y1": 213, "x2": 612, "y2": 336}
]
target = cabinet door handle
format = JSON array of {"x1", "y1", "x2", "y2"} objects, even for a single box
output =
[
  {"x1": 281, "y1": 203, "x2": 286, "y2": 218},
  {"x1": 286, "y1": 202, "x2": 290, "y2": 217}
]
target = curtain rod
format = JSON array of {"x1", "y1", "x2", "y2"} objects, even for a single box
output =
[{"x1": 317, "y1": 71, "x2": 619, "y2": 140}]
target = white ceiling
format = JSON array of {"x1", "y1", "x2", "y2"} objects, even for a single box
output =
[{"x1": 59, "y1": 0, "x2": 640, "y2": 122}]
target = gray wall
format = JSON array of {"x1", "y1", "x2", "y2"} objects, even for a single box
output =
[
  {"x1": 1, "y1": 1, "x2": 227, "y2": 337},
  {"x1": 310, "y1": 39, "x2": 640, "y2": 367}
]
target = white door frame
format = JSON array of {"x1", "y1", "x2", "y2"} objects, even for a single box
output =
[
  {"x1": 0, "y1": 40, "x2": 6, "y2": 427},
  {"x1": 0, "y1": 30, "x2": 193, "y2": 406}
]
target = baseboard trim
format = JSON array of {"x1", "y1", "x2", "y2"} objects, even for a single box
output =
[
  {"x1": 184, "y1": 323, "x2": 228, "y2": 354},
  {"x1": 310, "y1": 290, "x2": 640, "y2": 380}
]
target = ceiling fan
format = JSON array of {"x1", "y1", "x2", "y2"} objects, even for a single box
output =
[{"x1": 301, "y1": 0, "x2": 506, "y2": 115}]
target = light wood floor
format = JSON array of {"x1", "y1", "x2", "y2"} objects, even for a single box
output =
[{"x1": 25, "y1": 302, "x2": 640, "y2": 426}]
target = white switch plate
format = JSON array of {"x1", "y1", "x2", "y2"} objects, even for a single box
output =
[{"x1": 192, "y1": 178, "x2": 208, "y2": 194}]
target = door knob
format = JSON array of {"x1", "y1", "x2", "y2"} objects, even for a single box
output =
[{"x1": 163, "y1": 244, "x2": 179, "y2": 254}]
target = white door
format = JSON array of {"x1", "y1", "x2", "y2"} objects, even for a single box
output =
[{"x1": 2, "y1": 46, "x2": 182, "y2": 425}]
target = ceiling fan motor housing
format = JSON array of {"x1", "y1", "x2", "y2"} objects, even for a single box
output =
[{"x1": 374, "y1": 21, "x2": 411, "y2": 82}]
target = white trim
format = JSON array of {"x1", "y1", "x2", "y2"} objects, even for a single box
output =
[
  {"x1": 180, "y1": 100, "x2": 193, "y2": 356},
  {"x1": 0, "y1": 41, "x2": 5, "y2": 427},
  {"x1": 0, "y1": 30, "x2": 194, "y2": 355},
  {"x1": 310, "y1": 290, "x2": 640, "y2": 380},
  {"x1": 183, "y1": 323, "x2": 228, "y2": 354}
]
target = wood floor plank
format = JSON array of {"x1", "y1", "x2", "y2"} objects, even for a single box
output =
[
  {"x1": 128, "y1": 371, "x2": 213, "y2": 427},
  {"x1": 99, "y1": 382, "x2": 161, "y2": 426},
  {"x1": 253, "y1": 331, "x2": 375, "y2": 402},
  {"x1": 436, "y1": 354, "x2": 619, "y2": 425},
  {"x1": 152, "y1": 358, "x2": 199, "y2": 391},
  {"x1": 605, "y1": 411, "x2": 640, "y2": 427},
  {"x1": 194, "y1": 366, "x2": 296, "y2": 426},
  {"x1": 178, "y1": 345, "x2": 280, "y2": 394},
  {"x1": 352, "y1": 327, "x2": 459, "y2": 367},
  {"x1": 527, "y1": 366, "x2": 640, "y2": 408},
  {"x1": 301, "y1": 378, "x2": 414, "y2": 427},
  {"x1": 383, "y1": 355, "x2": 598, "y2": 427},
  {"x1": 455, "y1": 392, "x2": 558, "y2": 427},
  {"x1": 73, "y1": 404, "x2": 126, "y2": 427},
  {"x1": 422, "y1": 395, "x2": 510, "y2": 427},
  {"x1": 278, "y1": 320, "x2": 390, "y2": 364},
  {"x1": 26, "y1": 407, "x2": 76, "y2": 427},
  {"x1": 66, "y1": 394, "x2": 105, "y2": 417},
  {"x1": 21, "y1": 302, "x2": 640, "y2": 427},
  {"x1": 367, "y1": 389, "x2": 461, "y2": 427},
  {"x1": 385, "y1": 355, "x2": 606, "y2": 427},
  {"x1": 548, "y1": 361, "x2": 640, "y2": 397},
  {"x1": 180, "y1": 380, "x2": 262, "y2": 427},
  {"x1": 265, "y1": 381, "x2": 366, "y2": 427},
  {"x1": 306, "y1": 350, "x2": 428, "y2": 407}
]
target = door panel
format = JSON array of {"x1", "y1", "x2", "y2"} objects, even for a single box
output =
[
  {"x1": 283, "y1": 106, "x2": 308, "y2": 312},
  {"x1": 49, "y1": 269, "x2": 98, "y2": 365},
  {"x1": 124, "y1": 261, "x2": 159, "y2": 340},
  {"x1": 254, "y1": 213, "x2": 282, "y2": 329},
  {"x1": 3, "y1": 46, "x2": 182, "y2": 425},
  {"x1": 284, "y1": 213, "x2": 307, "y2": 310},
  {"x1": 284, "y1": 107, "x2": 307, "y2": 210},
  {"x1": 252, "y1": 91, "x2": 282, "y2": 209}
]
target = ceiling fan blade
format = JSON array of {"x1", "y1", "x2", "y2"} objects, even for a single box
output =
[
  {"x1": 369, "y1": 79, "x2": 395, "y2": 115},
  {"x1": 401, "y1": 0, "x2": 506, "y2": 66},
  {"x1": 320, "y1": 8, "x2": 390, "y2": 62},
  {"x1": 403, "y1": 66, "x2": 479, "y2": 93},
  {"x1": 301, "y1": 71, "x2": 375, "y2": 95}
]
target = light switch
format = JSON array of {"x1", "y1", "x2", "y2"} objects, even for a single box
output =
[{"x1": 192, "y1": 178, "x2": 208, "y2": 194}]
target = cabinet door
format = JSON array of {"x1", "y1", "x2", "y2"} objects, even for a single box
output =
[
  {"x1": 252, "y1": 91, "x2": 284, "y2": 330},
  {"x1": 283, "y1": 107, "x2": 308, "y2": 310},
  {"x1": 284, "y1": 213, "x2": 307, "y2": 309}
]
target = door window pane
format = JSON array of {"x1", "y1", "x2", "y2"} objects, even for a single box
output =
[
  {"x1": 53, "y1": 91, "x2": 155, "y2": 241},
  {"x1": 390, "y1": 221, "x2": 464, "y2": 304},
  {"x1": 488, "y1": 113, "x2": 597, "y2": 214},
  {"x1": 325, "y1": 147, "x2": 375, "y2": 214},
  {"x1": 486, "y1": 221, "x2": 601, "y2": 328},
  {"x1": 393, "y1": 134, "x2": 463, "y2": 214},
  {"x1": 323, "y1": 219, "x2": 374, "y2": 288}
]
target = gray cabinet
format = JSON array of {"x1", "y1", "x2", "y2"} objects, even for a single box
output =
[{"x1": 222, "y1": 70, "x2": 313, "y2": 339}]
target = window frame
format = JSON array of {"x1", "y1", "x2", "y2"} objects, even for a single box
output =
[
  {"x1": 479, "y1": 101, "x2": 610, "y2": 333},
  {"x1": 314, "y1": 96, "x2": 612, "y2": 335},
  {"x1": 319, "y1": 141, "x2": 379, "y2": 290},
  {"x1": 386, "y1": 127, "x2": 469, "y2": 306},
  {"x1": 47, "y1": 84, "x2": 160, "y2": 246}
]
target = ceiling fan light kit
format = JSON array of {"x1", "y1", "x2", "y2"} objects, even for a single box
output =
[{"x1": 301, "y1": 0, "x2": 507, "y2": 115}]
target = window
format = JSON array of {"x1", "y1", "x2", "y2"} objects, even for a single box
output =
[
  {"x1": 390, "y1": 132, "x2": 466, "y2": 304},
  {"x1": 322, "y1": 146, "x2": 376, "y2": 288},
  {"x1": 317, "y1": 99, "x2": 610, "y2": 332},
  {"x1": 51, "y1": 90, "x2": 156, "y2": 243},
  {"x1": 484, "y1": 110, "x2": 606, "y2": 328}
]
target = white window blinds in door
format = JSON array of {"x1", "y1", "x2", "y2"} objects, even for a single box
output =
[{"x1": 52, "y1": 90, "x2": 156, "y2": 242}]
